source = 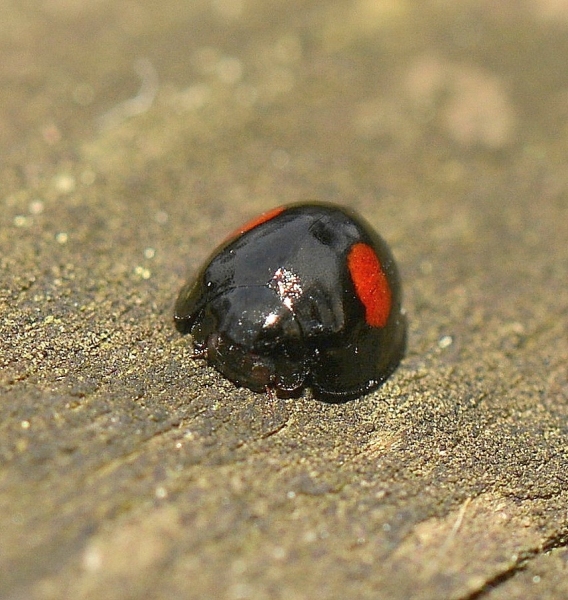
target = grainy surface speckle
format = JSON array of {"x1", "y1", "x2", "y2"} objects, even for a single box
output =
[{"x1": 1, "y1": 1, "x2": 568, "y2": 599}]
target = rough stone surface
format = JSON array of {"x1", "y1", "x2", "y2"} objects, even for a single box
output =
[{"x1": 1, "y1": 1, "x2": 568, "y2": 598}]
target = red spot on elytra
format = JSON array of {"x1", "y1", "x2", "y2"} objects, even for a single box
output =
[
  {"x1": 347, "y1": 242, "x2": 392, "y2": 328},
  {"x1": 231, "y1": 206, "x2": 285, "y2": 239}
]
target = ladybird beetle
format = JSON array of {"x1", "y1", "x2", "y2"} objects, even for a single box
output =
[{"x1": 174, "y1": 202, "x2": 406, "y2": 400}]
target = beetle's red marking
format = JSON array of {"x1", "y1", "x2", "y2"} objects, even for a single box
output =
[
  {"x1": 231, "y1": 206, "x2": 286, "y2": 239},
  {"x1": 347, "y1": 242, "x2": 392, "y2": 328}
]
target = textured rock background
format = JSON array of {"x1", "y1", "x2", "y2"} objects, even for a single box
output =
[{"x1": 1, "y1": 1, "x2": 567, "y2": 598}]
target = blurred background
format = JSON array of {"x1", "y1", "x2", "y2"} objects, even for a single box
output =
[{"x1": 1, "y1": 1, "x2": 568, "y2": 599}]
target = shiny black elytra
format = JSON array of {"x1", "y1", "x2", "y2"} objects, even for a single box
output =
[{"x1": 174, "y1": 202, "x2": 406, "y2": 400}]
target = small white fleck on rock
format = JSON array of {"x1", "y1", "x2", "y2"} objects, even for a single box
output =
[
  {"x1": 134, "y1": 266, "x2": 151, "y2": 279},
  {"x1": 155, "y1": 486, "x2": 168, "y2": 499},
  {"x1": 14, "y1": 215, "x2": 30, "y2": 227},
  {"x1": 53, "y1": 174, "x2": 76, "y2": 195},
  {"x1": 82, "y1": 545, "x2": 103, "y2": 572},
  {"x1": 29, "y1": 200, "x2": 44, "y2": 215}
]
